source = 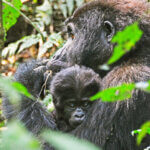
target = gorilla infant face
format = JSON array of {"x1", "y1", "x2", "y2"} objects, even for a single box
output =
[
  {"x1": 63, "y1": 96, "x2": 92, "y2": 128},
  {"x1": 50, "y1": 65, "x2": 101, "y2": 130}
]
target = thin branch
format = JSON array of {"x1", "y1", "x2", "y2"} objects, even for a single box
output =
[{"x1": 3, "y1": 0, "x2": 46, "y2": 42}]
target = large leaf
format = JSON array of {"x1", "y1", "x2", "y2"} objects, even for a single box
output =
[
  {"x1": 1, "y1": 121, "x2": 41, "y2": 150},
  {"x1": 136, "y1": 122, "x2": 150, "y2": 145},
  {"x1": 91, "y1": 83, "x2": 135, "y2": 102},
  {"x1": 0, "y1": 77, "x2": 33, "y2": 103},
  {"x1": 108, "y1": 22, "x2": 143, "y2": 64},
  {"x1": 2, "y1": 34, "x2": 41, "y2": 58},
  {"x1": 0, "y1": 77, "x2": 21, "y2": 103},
  {"x1": 2, "y1": 0, "x2": 22, "y2": 32},
  {"x1": 42, "y1": 130, "x2": 100, "y2": 150},
  {"x1": 38, "y1": 32, "x2": 64, "y2": 58},
  {"x1": 12, "y1": 82, "x2": 34, "y2": 100}
]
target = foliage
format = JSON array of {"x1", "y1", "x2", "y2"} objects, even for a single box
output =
[
  {"x1": 42, "y1": 93, "x2": 54, "y2": 112},
  {"x1": 2, "y1": 34, "x2": 41, "y2": 58},
  {"x1": 2, "y1": 0, "x2": 22, "y2": 32},
  {"x1": 2, "y1": 32, "x2": 64, "y2": 58},
  {"x1": 36, "y1": 0, "x2": 53, "y2": 27},
  {"x1": 0, "y1": 121, "x2": 41, "y2": 150},
  {"x1": 12, "y1": 82, "x2": 34, "y2": 100},
  {"x1": 52, "y1": 0, "x2": 84, "y2": 18},
  {"x1": 91, "y1": 83, "x2": 135, "y2": 102},
  {"x1": 0, "y1": 120, "x2": 100, "y2": 150},
  {"x1": 90, "y1": 80, "x2": 150, "y2": 102},
  {"x1": 132, "y1": 122, "x2": 150, "y2": 145},
  {"x1": 0, "y1": 77, "x2": 20, "y2": 103},
  {"x1": 0, "y1": 76, "x2": 33, "y2": 103},
  {"x1": 42, "y1": 130, "x2": 100, "y2": 150},
  {"x1": 38, "y1": 32, "x2": 64, "y2": 58},
  {"x1": 108, "y1": 22, "x2": 143, "y2": 64}
]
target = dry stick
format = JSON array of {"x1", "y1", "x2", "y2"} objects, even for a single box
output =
[
  {"x1": 38, "y1": 70, "x2": 53, "y2": 99},
  {"x1": 3, "y1": 0, "x2": 46, "y2": 42}
]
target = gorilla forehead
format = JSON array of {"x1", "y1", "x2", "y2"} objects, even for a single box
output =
[{"x1": 50, "y1": 66, "x2": 101, "y2": 98}]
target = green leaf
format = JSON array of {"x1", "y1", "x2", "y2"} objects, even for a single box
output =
[
  {"x1": 91, "y1": 83, "x2": 135, "y2": 102},
  {"x1": 2, "y1": 0, "x2": 22, "y2": 31},
  {"x1": 108, "y1": 22, "x2": 143, "y2": 64},
  {"x1": 42, "y1": 130, "x2": 100, "y2": 150},
  {"x1": 0, "y1": 77, "x2": 21, "y2": 103},
  {"x1": 75, "y1": 0, "x2": 84, "y2": 7},
  {"x1": 137, "y1": 121, "x2": 150, "y2": 145},
  {"x1": 36, "y1": 0, "x2": 52, "y2": 25},
  {"x1": 18, "y1": 34, "x2": 41, "y2": 53},
  {"x1": 12, "y1": 82, "x2": 34, "y2": 100},
  {"x1": 38, "y1": 33, "x2": 64, "y2": 58},
  {"x1": 0, "y1": 77, "x2": 34, "y2": 103},
  {"x1": 2, "y1": 34, "x2": 41, "y2": 58},
  {"x1": 1, "y1": 121, "x2": 41, "y2": 150},
  {"x1": 42, "y1": 94, "x2": 54, "y2": 112},
  {"x1": 60, "y1": 4, "x2": 68, "y2": 18},
  {"x1": 66, "y1": 0, "x2": 74, "y2": 16}
]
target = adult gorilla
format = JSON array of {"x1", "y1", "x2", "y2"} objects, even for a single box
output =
[{"x1": 49, "y1": 0, "x2": 150, "y2": 149}]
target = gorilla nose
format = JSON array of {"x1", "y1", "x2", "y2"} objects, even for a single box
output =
[{"x1": 75, "y1": 112, "x2": 84, "y2": 119}]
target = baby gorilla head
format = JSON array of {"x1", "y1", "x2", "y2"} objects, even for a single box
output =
[{"x1": 50, "y1": 65, "x2": 101, "y2": 131}]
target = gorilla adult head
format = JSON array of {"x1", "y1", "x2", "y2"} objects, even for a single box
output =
[{"x1": 50, "y1": 1, "x2": 150, "y2": 150}]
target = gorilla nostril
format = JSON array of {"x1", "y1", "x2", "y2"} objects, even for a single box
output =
[{"x1": 75, "y1": 113, "x2": 84, "y2": 119}]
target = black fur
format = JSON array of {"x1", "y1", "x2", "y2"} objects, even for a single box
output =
[
  {"x1": 50, "y1": 65, "x2": 101, "y2": 132},
  {"x1": 2, "y1": 61, "x2": 101, "y2": 137},
  {"x1": 48, "y1": 0, "x2": 150, "y2": 149}
]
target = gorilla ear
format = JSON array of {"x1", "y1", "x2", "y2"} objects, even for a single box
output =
[
  {"x1": 53, "y1": 96, "x2": 61, "y2": 108},
  {"x1": 104, "y1": 21, "x2": 115, "y2": 42}
]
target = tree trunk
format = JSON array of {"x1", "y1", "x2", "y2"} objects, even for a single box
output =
[{"x1": 0, "y1": 0, "x2": 4, "y2": 52}]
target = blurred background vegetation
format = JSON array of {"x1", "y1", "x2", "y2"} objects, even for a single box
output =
[{"x1": 1, "y1": 0, "x2": 92, "y2": 76}]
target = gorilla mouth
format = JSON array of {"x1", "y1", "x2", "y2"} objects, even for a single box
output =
[{"x1": 69, "y1": 116, "x2": 85, "y2": 128}]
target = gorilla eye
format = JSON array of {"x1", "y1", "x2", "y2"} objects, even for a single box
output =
[
  {"x1": 67, "y1": 24, "x2": 75, "y2": 40},
  {"x1": 82, "y1": 101, "x2": 90, "y2": 107},
  {"x1": 104, "y1": 21, "x2": 115, "y2": 42},
  {"x1": 67, "y1": 102, "x2": 76, "y2": 108}
]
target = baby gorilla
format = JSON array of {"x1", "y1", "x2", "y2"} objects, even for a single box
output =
[{"x1": 50, "y1": 65, "x2": 101, "y2": 132}]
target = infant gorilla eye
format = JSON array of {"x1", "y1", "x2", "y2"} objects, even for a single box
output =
[{"x1": 82, "y1": 101, "x2": 90, "y2": 107}]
